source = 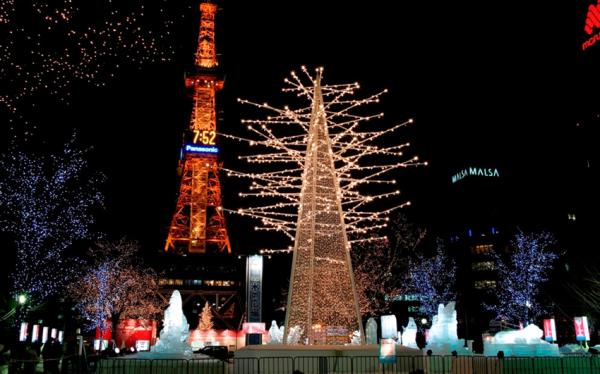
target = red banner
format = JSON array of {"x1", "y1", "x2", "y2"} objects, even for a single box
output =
[
  {"x1": 543, "y1": 319, "x2": 556, "y2": 342},
  {"x1": 574, "y1": 316, "x2": 590, "y2": 342}
]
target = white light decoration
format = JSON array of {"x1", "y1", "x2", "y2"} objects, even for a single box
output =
[
  {"x1": 19, "y1": 322, "x2": 28, "y2": 342},
  {"x1": 225, "y1": 67, "x2": 424, "y2": 345},
  {"x1": 42, "y1": 326, "x2": 49, "y2": 343},
  {"x1": 31, "y1": 325, "x2": 40, "y2": 343}
]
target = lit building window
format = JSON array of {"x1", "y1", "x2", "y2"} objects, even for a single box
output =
[
  {"x1": 473, "y1": 280, "x2": 497, "y2": 289},
  {"x1": 158, "y1": 278, "x2": 183, "y2": 286},
  {"x1": 202, "y1": 280, "x2": 235, "y2": 287},
  {"x1": 471, "y1": 244, "x2": 493, "y2": 255},
  {"x1": 471, "y1": 261, "x2": 495, "y2": 271}
]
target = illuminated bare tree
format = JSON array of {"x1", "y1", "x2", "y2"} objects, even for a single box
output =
[
  {"x1": 67, "y1": 240, "x2": 163, "y2": 332},
  {"x1": 0, "y1": 134, "x2": 103, "y2": 305},
  {"x1": 487, "y1": 231, "x2": 558, "y2": 324},
  {"x1": 353, "y1": 214, "x2": 425, "y2": 316},
  {"x1": 406, "y1": 240, "x2": 457, "y2": 318}
]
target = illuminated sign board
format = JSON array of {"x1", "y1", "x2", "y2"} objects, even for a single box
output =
[
  {"x1": 184, "y1": 144, "x2": 219, "y2": 154},
  {"x1": 51, "y1": 328, "x2": 58, "y2": 339},
  {"x1": 379, "y1": 338, "x2": 396, "y2": 364},
  {"x1": 193, "y1": 130, "x2": 217, "y2": 145},
  {"x1": 246, "y1": 255, "x2": 263, "y2": 323},
  {"x1": 94, "y1": 339, "x2": 109, "y2": 351},
  {"x1": 58, "y1": 331, "x2": 64, "y2": 343},
  {"x1": 574, "y1": 316, "x2": 590, "y2": 341},
  {"x1": 543, "y1": 319, "x2": 557, "y2": 342},
  {"x1": 135, "y1": 340, "x2": 150, "y2": 351},
  {"x1": 242, "y1": 322, "x2": 266, "y2": 334},
  {"x1": 583, "y1": 1, "x2": 600, "y2": 50},
  {"x1": 42, "y1": 326, "x2": 49, "y2": 343},
  {"x1": 451, "y1": 167, "x2": 500, "y2": 183}
]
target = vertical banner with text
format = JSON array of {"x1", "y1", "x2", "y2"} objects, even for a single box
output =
[
  {"x1": 543, "y1": 318, "x2": 557, "y2": 342},
  {"x1": 246, "y1": 255, "x2": 263, "y2": 323},
  {"x1": 574, "y1": 316, "x2": 590, "y2": 342}
]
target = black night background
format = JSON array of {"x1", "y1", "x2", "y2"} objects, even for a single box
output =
[{"x1": 0, "y1": 0, "x2": 597, "y2": 355}]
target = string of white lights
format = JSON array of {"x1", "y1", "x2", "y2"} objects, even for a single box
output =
[{"x1": 224, "y1": 66, "x2": 426, "y2": 252}]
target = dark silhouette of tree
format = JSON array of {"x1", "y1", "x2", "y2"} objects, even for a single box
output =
[{"x1": 353, "y1": 214, "x2": 425, "y2": 316}]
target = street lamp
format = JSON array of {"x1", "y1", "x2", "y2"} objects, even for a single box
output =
[{"x1": 17, "y1": 294, "x2": 27, "y2": 305}]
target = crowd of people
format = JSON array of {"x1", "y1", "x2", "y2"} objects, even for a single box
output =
[{"x1": 0, "y1": 337, "x2": 79, "y2": 374}]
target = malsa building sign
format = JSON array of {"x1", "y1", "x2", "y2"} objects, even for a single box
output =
[{"x1": 451, "y1": 167, "x2": 500, "y2": 183}]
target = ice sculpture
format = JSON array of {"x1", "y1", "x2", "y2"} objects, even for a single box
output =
[
  {"x1": 286, "y1": 326, "x2": 303, "y2": 345},
  {"x1": 492, "y1": 324, "x2": 543, "y2": 344},
  {"x1": 268, "y1": 320, "x2": 283, "y2": 344},
  {"x1": 401, "y1": 317, "x2": 418, "y2": 348},
  {"x1": 426, "y1": 302, "x2": 470, "y2": 355},
  {"x1": 484, "y1": 324, "x2": 559, "y2": 357},
  {"x1": 366, "y1": 318, "x2": 377, "y2": 344},
  {"x1": 152, "y1": 290, "x2": 193, "y2": 355}
]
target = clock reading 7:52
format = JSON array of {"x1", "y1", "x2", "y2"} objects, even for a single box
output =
[{"x1": 193, "y1": 130, "x2": 216, "y2": 145}]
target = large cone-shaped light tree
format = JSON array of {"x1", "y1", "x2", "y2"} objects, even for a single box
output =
[
  {"x1": 225, "y1": 67, "x2": 424, "y2": 344},
  {"x1": 284, "y1": 69, "x2": 363, "y2": 344}
]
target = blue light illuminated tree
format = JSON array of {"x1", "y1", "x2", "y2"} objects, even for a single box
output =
[
  {"x1": 406, "y1": 240, "x2": 457, "y2": 318},
  {"x1": 487, "y1": 231, "x2": 558, "y2": 324},
  {"x1": 0, "y1": 134, "x2": 104, "y2": 305}
]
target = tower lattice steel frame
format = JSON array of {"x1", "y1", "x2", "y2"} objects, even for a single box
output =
[{"x1": 165, "y1": 2, "x2": 231, "y2": 255}]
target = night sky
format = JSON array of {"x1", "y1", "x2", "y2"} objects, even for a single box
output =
[{"x1": 1, "y1": 1, "x2": 594, "y2": 254}]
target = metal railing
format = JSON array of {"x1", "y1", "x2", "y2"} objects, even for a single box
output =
[{"x1": 92, "y1": 355, "x2": 600, "y2": 374}]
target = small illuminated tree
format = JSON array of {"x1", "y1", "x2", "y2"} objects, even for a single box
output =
[
  {"x1": 198, "y1": 301, "x2": 214, "y2": 330},
  {"x1": 67, "y1": 240, "x2": 163, "y2": 333},
  {"x1": 0, "y1": 134, "x2": 103, "y2": 305},
  {"x1": 406, "y1": 240, "x2": 457, "y2": 318},
  {"x1": 487, "y1": 231, "x2": 558, "y2": 324},
  {"x1": 225, "y1": 67, "x2": 425, "y2": 344}
]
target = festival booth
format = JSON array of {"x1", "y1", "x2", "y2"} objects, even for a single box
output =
[{"x1": 95, "y1": 319, "x2": 157, "y2": 351}]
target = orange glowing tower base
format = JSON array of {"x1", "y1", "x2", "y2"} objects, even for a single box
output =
[{"x1": 165, "y1": 2, "x2": 231, "y2": 254}]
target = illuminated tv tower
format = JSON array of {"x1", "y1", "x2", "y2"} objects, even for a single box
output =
[{"x1": 165, "y1": 1, "x2": 231, "y2": 254}]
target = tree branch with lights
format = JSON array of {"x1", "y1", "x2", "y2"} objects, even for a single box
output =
[
  {"x1": 487, "y1": 230, "x2": 558, "y2": 324},
  {"x1": 406, "y1": 240, "x2": 457, "y2": 318},
  {"x1": 223, "y1": 66, "x2": 426, "y2": 252},
  {"x1": 353, "y1": 214, "x2": 425, "y2": 316},
  {"x1": 66, "y1": 240, "x2": 163, "y2": 333},
  {"x1": 0, "y1": 134, "x2": 104, "y2": 307}
]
